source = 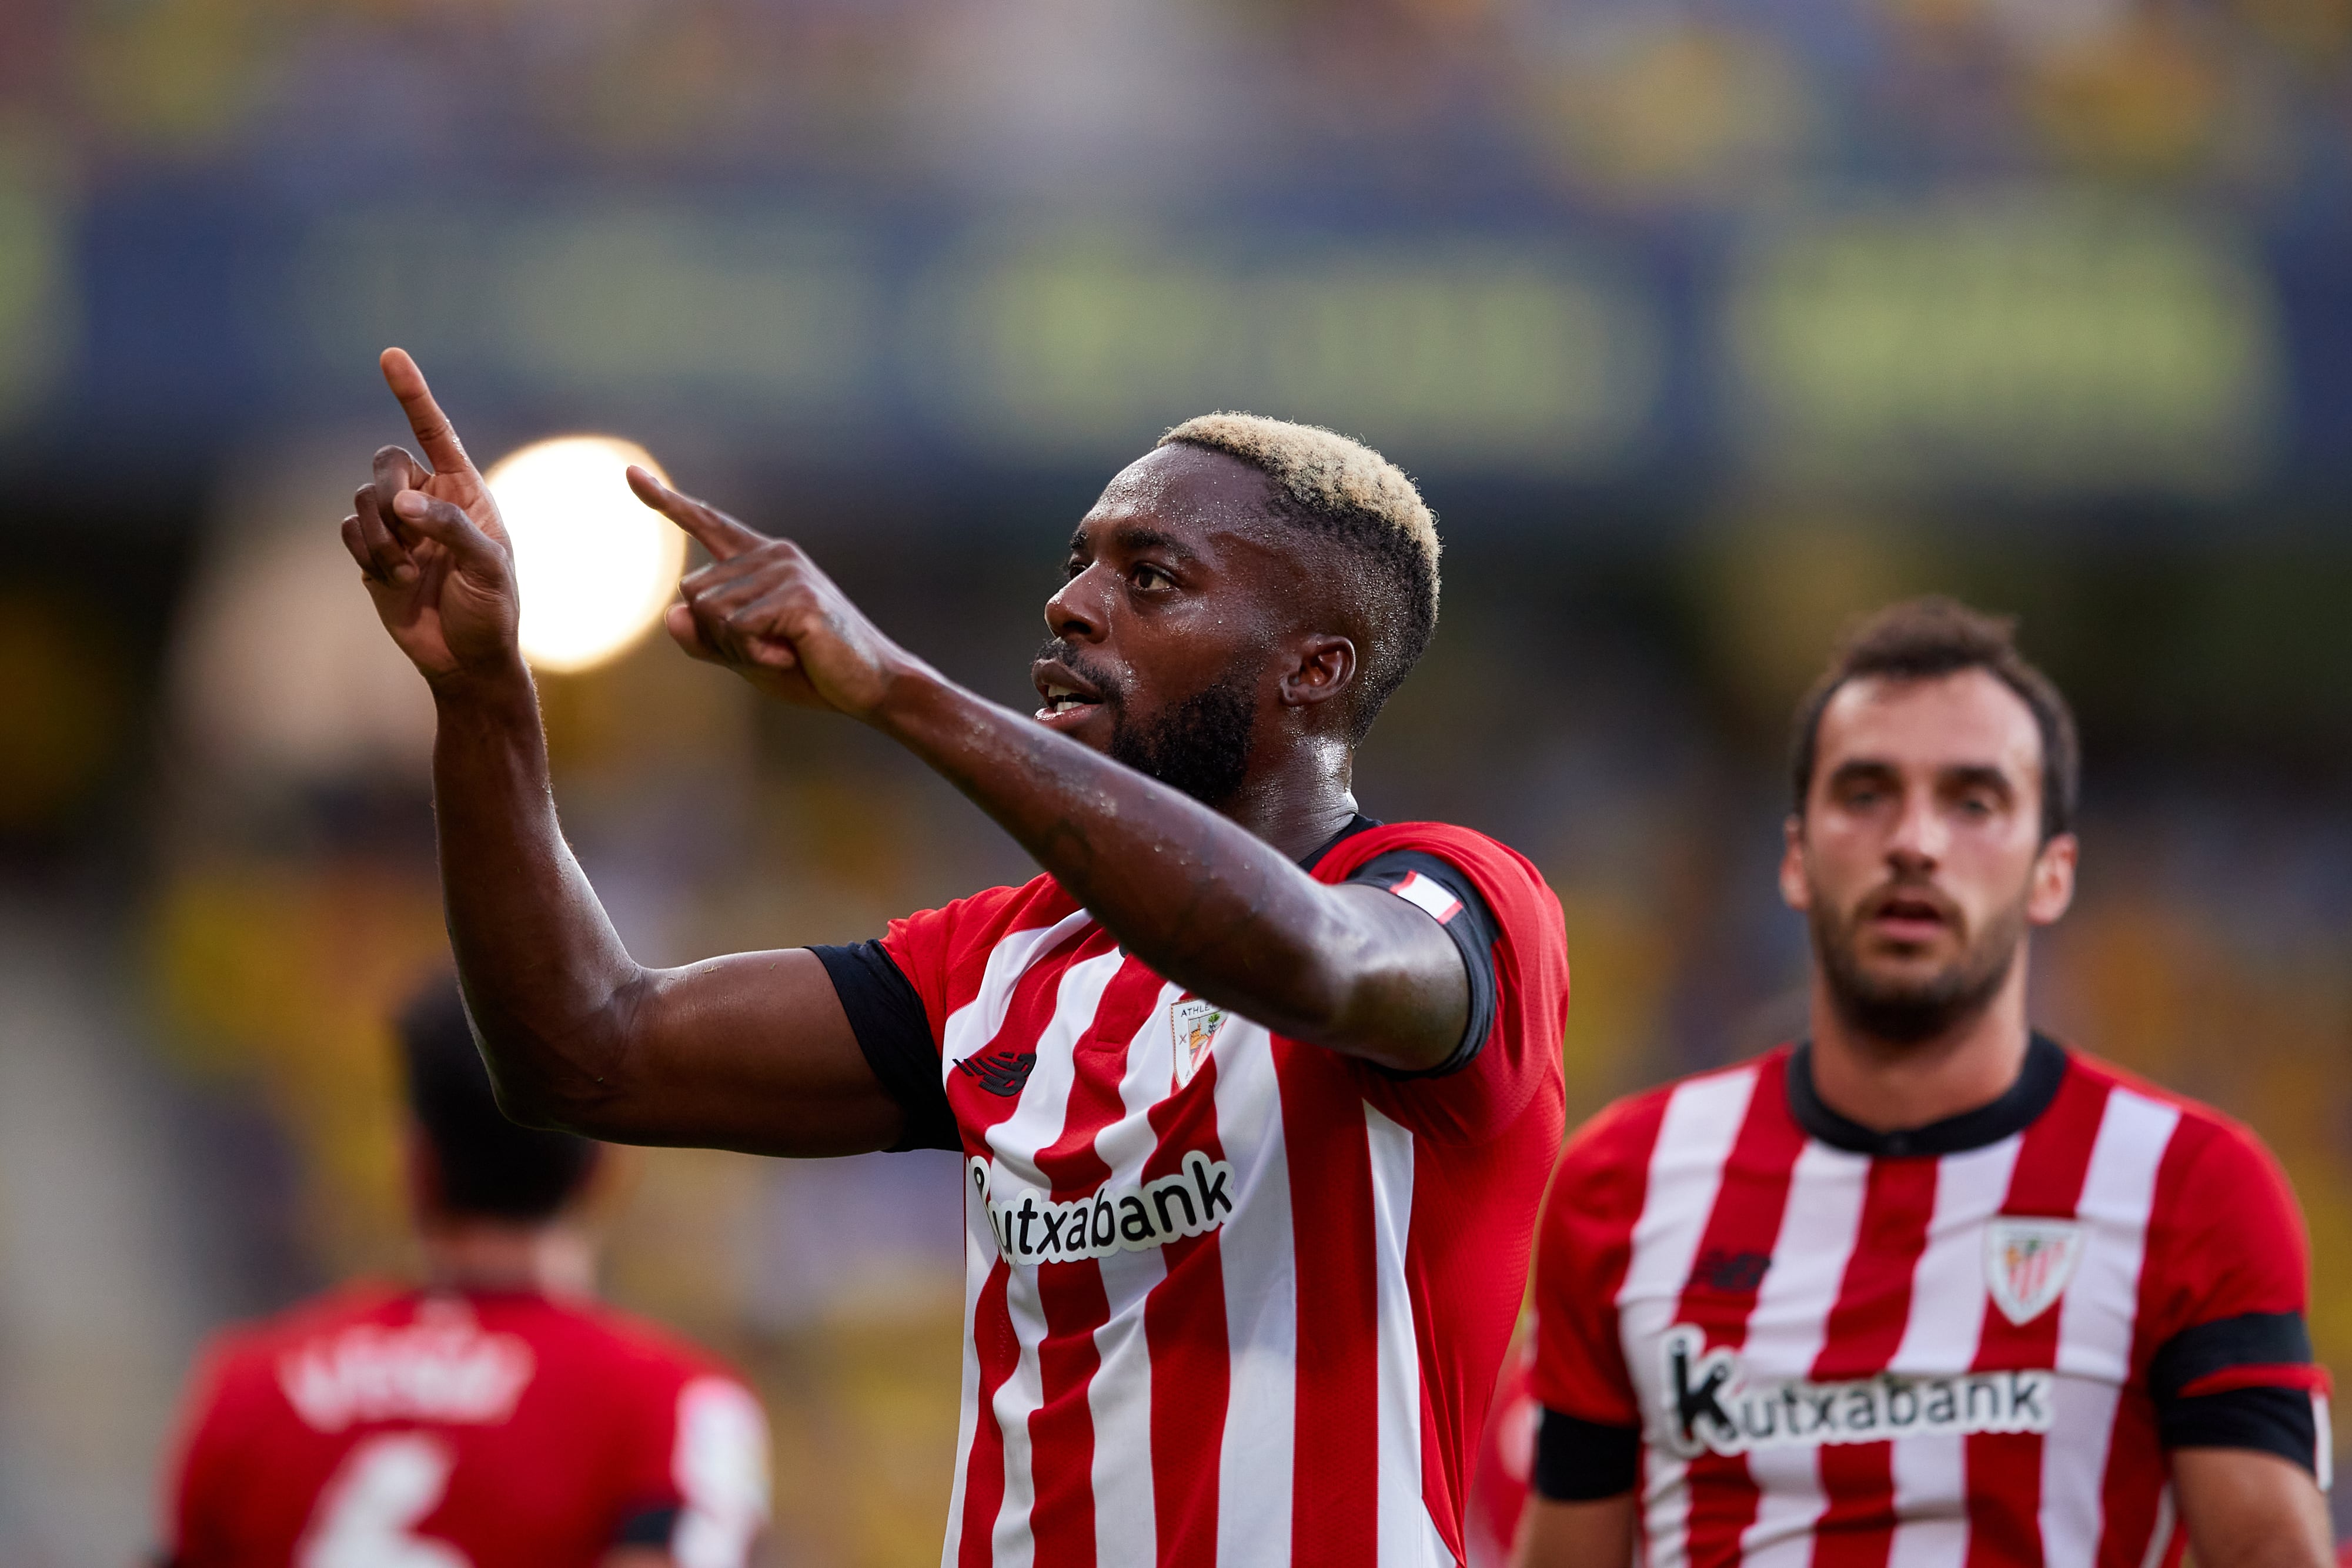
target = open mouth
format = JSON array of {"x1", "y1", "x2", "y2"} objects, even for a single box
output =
[
  {"x1": 1032, "y1": 659, "x2": 1107, "y2": 727},
  {"x1": 1864, "y1": 888, "x2": 1955, "y2": 943}
]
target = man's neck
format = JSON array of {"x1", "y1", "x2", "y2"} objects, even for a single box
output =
[
  {"x1": 1805, "y1": 963, "x2": 2033, "y2": 1134},
  {"x1": 417, "y1": 1218, "x2": 596, "y2": 1298},
  {"x1": 1220, "y1": 739, "x2": 1359, "y2": 860}
]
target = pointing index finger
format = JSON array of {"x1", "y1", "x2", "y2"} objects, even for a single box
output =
[
  {"x1": 627, "y1": 465, "x2": 766, "y2": 562},
  {"x1": 379, "y1": 347, "x2": 474, "y2": 477}
]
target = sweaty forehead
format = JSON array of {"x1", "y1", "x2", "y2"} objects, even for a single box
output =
[
  {"x1": 1079, "y1": 444, "x2": 1284, "y2": 552},
  {"x1": 1816, "y1": 669, "x2": 2045, "y2": 788}
]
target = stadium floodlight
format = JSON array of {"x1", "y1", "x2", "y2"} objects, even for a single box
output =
[{"x1": 484, "y1": 436, "x2": 686, "y2": 675}]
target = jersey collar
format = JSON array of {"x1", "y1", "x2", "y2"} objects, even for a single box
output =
[
  {"x1": 1298, "y1": 813, "x2": 1381, "y2": 872},
  {"x1": 1786, "y1": 1031, "x2": 2070, "y2": 1158}
]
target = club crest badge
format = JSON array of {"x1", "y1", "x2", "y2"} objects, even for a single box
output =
[
  {"x1": 1170, "y1": 997, "x2": 1226, "y2": 1091},
  {"x1": 1984, "y1": 1217, "x2": 2086, "y2": 1325}
]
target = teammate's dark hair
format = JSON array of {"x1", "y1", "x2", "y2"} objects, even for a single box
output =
[
  {"x1": 397, "y1": 978, "x2": 600, "y2": 1222},
  {"x1": 1789, "y1": 596, "x2": 2079, "y2": 842}
]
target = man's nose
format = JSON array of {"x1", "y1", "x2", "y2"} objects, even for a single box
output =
[
  {"x1": 1043, "y1": 567, "x2": 1108, "y2": 643},
  {"x1": 1885, "y1": 788, "x2": 1946, "y2": 869}
]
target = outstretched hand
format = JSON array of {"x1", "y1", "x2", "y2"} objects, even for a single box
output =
[
  {"x1": 339, "y1": 349, "x2": 522, "y2": 690},
  {"x1": 627, "y1": 467, "x2": 921, "y2": 721}
]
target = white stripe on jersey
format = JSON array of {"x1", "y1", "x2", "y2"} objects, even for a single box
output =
[
  {"x1": 2040, "y1": 1089, "x2": 2180, "y2": 1563},
  {"x1": 942, "y1": 910, "x2": 1098, "y2": 1069},
  {"x1": 1213, "y1": 1018, "x2": 1297, "y2": 1568},
  {"x1": 1884, "y1": 1136, "x2": 2024, "y2": 1568},
  {"x1": 1087, "y1": 983, "x2": 1183, "y2": 1568},
  {"x1": 943, "y1": 1179, "x2": 996, "y2": 1568},
  {"x1": 1616, "y1": 1066, "x2": 1760, "y2": 1568},
  {"x1": 1739, "y1": 1142, "x2": 1872, "y2": 1568},
  {"x1": 1367, "y1": 1104, "x2": 1427, "y2": 1565},
  {"x1": 942, "y1": 915, "x2": 1092, "y2": 1568},
  {"x1": 987, "y1": 947, "x2": 1126, "y2": 1568}
]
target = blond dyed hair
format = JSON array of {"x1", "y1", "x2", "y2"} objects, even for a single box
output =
[{"x1": 1159, "y1": 413, "x2": 1441, "y2": 741}]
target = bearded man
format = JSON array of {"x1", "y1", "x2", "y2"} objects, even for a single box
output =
[
  {"x1": 339, "y1": 350, "x2": 1569, "y2": 1566},
  {"x1": 1506, "y1": 598, "x2": 2330, "y2": 1568}
]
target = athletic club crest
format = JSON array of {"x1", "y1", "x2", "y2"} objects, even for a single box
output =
[
  {"x1": 1984, "y1": 1217, "x2": 2086, "y2": 1325},
  {"x1": 1170, "y1": 996, "x2": 1226, "y2": 1091}
]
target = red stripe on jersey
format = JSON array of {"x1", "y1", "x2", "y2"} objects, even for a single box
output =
[
  {"x1": 1809, "y1": 1157, "x2": 1938, "y2": 1568},
  {"x1": 961, "y1": 1263, "x2": 1019, "y2": 1568},
  {"x1": 1962, "y1": 1068, "x2": 2113, "y2": 1568},
  {"x1": 956, "y1": 925, "x2": 1102, "y2": 1562},
  {"x1": 1676, "y1": 1065, "x2": 1810, "y2": 1566},
  {"x1": 1027, "y1": 947, "x2": 1158, "y2": 1566},
  {"x1": 1279, "y1": 1045, "x2": 1381, "y2": 1562},
  {"x1": 1143, "y1": 1048, "x2": 1235, "y2": 1565}
]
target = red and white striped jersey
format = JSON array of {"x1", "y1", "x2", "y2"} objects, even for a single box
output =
[
  {"x1": 844, "y1": 820, "x2": 1569, "y2": 1566},
  {"x1": 1528, "y1": 1037, "x2": 2327, "y2": 1568}
]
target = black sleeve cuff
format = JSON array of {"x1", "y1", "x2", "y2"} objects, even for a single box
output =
[
  {"x1": 2160, "y1": 1386, "x2": 2320, "y2": 1475},
  {"x1": 810, "y1": 941, "x2": 961, "y2": 1153},
  {"x1": 613, "y1": 1505, "x2": 680, "y2": 1547},
  {"x1": 1533, "y1": 1406, "x2": 1641, "y2": 1501},
  {"x1": 1345, "y1": 850, "x2": 1502, "y2": 1079}
]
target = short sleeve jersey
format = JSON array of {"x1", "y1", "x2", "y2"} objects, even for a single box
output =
[
  {"x1": 161, "y1": 1285, "x2": 771, "y2": 1568},
  {"x1": 1522, "y1": 1038, "x2": 2327, "y2": 1567},
  {"x1": 817, "y1": 817, "x2": 1570, "y2": 1566}
]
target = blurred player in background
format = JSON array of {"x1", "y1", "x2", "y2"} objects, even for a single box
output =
[
  {"x1": 1510, "y1": 599, "x2": 2330, "y2": 1568},
  {"x1": 336, "y1": 349, "x2": 1569, "y2": 1563},
  {"x1": 158, "y1": 978, "x2": 771, "y2": 1567}
]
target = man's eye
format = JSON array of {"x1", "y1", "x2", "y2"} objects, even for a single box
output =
[
  {"x1": 1063, "y1": 557, "x2": 1085, "y2": 580},
  {"x1": 1131, "y1": 564, "x2": 1173, "y2": 591}
]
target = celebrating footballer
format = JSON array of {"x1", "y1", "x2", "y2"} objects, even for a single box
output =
[{"x1": 341, "y1": 349, "x2": 1571, "y2": 1564}]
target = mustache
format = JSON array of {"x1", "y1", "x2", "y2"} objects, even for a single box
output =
[
  {"x1": 1852, "y1": 874, "x2": 1965, "y2": 932},
  {"x1": 1033, "y1": 639, "x2": 1126, "y2": 710}
]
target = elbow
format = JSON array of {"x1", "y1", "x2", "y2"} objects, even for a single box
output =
[{"x1": 462, "y1": 984, "x2": 646, "y2": 1136}]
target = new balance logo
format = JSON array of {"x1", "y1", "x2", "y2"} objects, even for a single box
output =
[
  {"x1": 1658, "y1": 1325, "x2": 2053, "y2": 1459},
  {"x1": 954, "y1": 1047, "x2": 1037, "y2": 1098},
  {"x1": 970, "y1": 1151, "x2": 1235, "y2": 1266},
  {"x1": 1688, "y1": 1248, "x2": 1772, "y2": 1294}
]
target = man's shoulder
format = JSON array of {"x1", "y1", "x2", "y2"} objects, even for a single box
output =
[
  {"x1": 2059, "y1": 1046, "x2": 2283, "y2": 1171},
  {"x1": 1317, "y1": 820, "x2": 1546, "y2": 888},
  {"x1": 520, "y1": 1294, "x2": 744, "y2": 1388},
  {"x1": 199, "y1": 1279, "x2": 410, "y2": 1369},
  {"x1": 1558, "y1": 1049, "x2": 1790, "y2": 1177},
  {"x1": 885, "y1": 874, "x2": 1079, "y2": 954}
]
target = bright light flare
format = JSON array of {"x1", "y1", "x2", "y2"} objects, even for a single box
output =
[{"x1": 484, "y1": 436, "x2": 684, "y2": 675}]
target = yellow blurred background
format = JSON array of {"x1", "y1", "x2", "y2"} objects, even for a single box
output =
[{"x1": 2, "y1": 0, "x2": 2351, "y2": 1560}]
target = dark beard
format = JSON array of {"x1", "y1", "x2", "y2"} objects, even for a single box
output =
[
  {"x1": 1810, "y1": 887, "x2": 2026, "y2": 1045},
  {"x1": 1036, "y1": 640, "x2": 1259, "y2": 809}
]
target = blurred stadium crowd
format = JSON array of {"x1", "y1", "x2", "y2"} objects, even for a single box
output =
[{"x1": 1, "y1": 0, "x2": 2350, "y2": 1563}]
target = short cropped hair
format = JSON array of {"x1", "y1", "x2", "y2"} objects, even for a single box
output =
[
  {"x1": 1158, "y1": 413, "x2": 1439, "y2": 743},
  {"x1": 397, "y1": 978, "x2": 599, "y2": 1223},
  {"x1": 1789, "y1": 596, "x2": 2080, "y2": 841}
]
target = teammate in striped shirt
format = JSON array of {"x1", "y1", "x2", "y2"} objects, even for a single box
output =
[
  {"x1": 1509, "y1": 597, "x2": 2330, "y2": 1568},
  {"x1": 338, "y1": 350, "x2": 1571, "y2": 1564}
]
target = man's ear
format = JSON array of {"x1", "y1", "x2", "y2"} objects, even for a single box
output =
[
  {"x1": 2027, "y1": 832, "x2": 2078, "y2": 927},
  {"x1": 1279, "y1": 634, "x2": 1356, "y2": 710},
  {"x1": 1778, "y1": 814, "x2": 1813, "y2": 913}
]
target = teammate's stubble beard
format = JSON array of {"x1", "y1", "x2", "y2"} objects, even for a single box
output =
[
  {"x1": 1808, "y1": 868, "x2": 2032, "y2": 1046},
  {"x1": 1037, "y1": 641, "x2": 1259, "y2": 810}
]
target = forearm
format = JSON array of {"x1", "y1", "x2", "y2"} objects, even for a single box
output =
[
  {"x1": 430, "y1": 666, "x2": 645, "y2": 1123},
  {"x1": 876, "y1": 674, "x2": 1378, "y2": 1041}
]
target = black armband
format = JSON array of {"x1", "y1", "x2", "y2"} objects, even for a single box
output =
[
  {"x1": 2150, "y1": 1312, "x2": 2321, "y2": 1475},
  {"x1": 1533, "y1": 1406, "x2": 1641, "y2": 1502},
  {"x1": 810, "y1": 941, "x2": 960, "y2": 1153},
  {"x1": 1344, "y1": 850, "x2": 1502, "y2": 1079}
]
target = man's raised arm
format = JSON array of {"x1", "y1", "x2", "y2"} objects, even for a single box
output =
[
  {"x1": 634, "y1": 472, "x2": 1475, "y2": 1076},
  {"x1": 341, "y1": 350, "x2": 900, "y2": 1154}
]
